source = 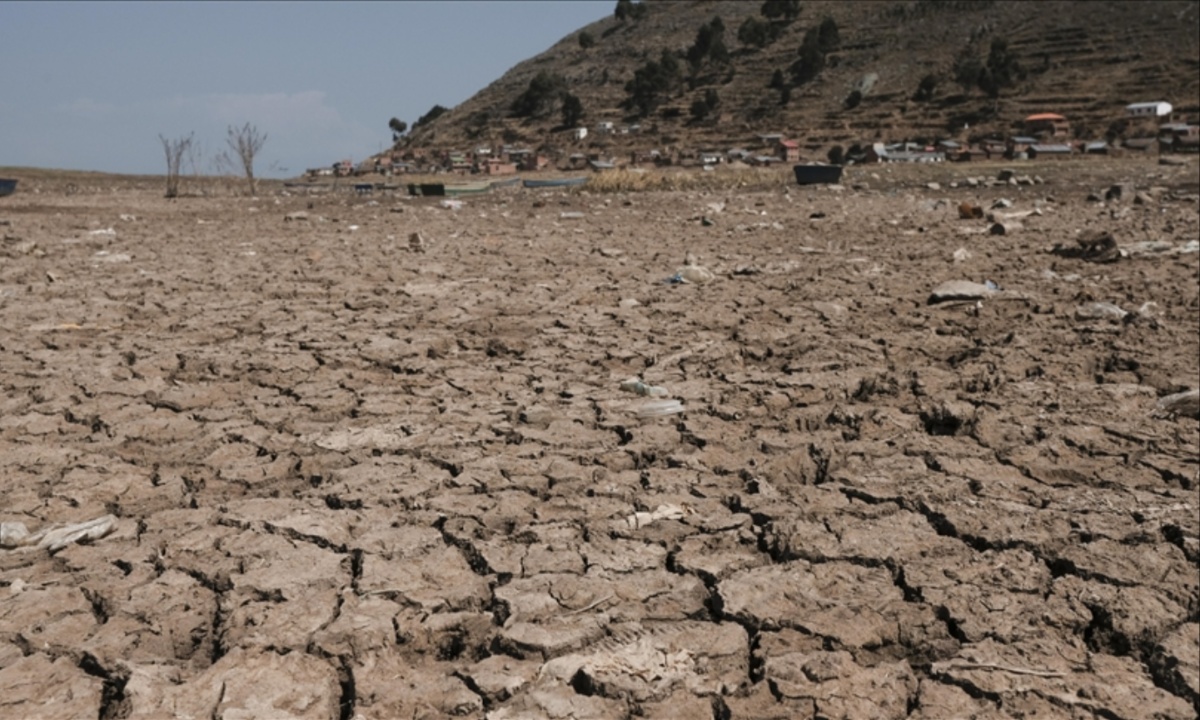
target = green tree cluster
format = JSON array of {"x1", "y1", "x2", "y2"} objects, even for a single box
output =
[
  {"x1": 414, "y1": 104, "x2": 448, "y2": 129},
  {"x1": 687, "y1": 16, "x2": 729, "y2": 69},
  {"x1": 788, "y1": 17, "x2": 838, "y2": 86},
  {"x1": 623, "y1": 50, "x2": 682, "y2": 117},
  {"x1": 953, "y1": 38, "x2": 1022, "y2": 98},
  {"x1": 690, "y1": 88, "x2": 720, "y2": 120},
  {"x1": 578, "y1": 31, "x2": 595, "y2": 49},
  {"x1": 614, "y1": 0, "x2": 648, "y2": 22},
  {"x1": 761, "y1": 0, "x2": 801, "y2": 21},
  {"x1": 511, "y1": 71, "x2": 567, "y2": 118}
]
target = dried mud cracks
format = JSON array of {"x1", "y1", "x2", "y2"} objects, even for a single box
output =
[{"x1": 0, "y1": 171, "x2": 1197, "y2": 719}]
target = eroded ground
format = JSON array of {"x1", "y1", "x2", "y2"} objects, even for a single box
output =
[{"x1": 1, "y1": 158, "x2": 1197, "y2": 719}]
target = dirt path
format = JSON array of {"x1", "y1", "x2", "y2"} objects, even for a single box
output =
[{"x1": 1, "y1": 159, "x2": 1197, "y2": 719}]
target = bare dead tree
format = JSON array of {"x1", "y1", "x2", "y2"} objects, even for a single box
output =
[
  {"x1": 226, "y1": 122, "x2": 268, "y2": 196},
  {"x1": 159, "y1": 132, "x2": 194, "y2": 198}
]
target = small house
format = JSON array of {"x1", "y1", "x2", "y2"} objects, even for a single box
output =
[
  {"x1": 572, "y1": 127, "x2": 588, "y2": 141},
  {"x1": 1023, "y1": 113, "x2": 1071, "y2": 138},
  {"x1": 1122, "y1": 137, "x2": 1160, "y2": 153},
  {"x1": 567, "y1": 153, "x2": 588, "y2": 169},
  {"x1": 777, "y1": 139, "x2": 800, "y2": 162},
  {"x1": 1126, "y1": 101, "x2": 1173, "y2": 119},
  {"x1": 1028, "y1": 143, "x2": 1073, "y2": 159},
  {"x1": 482, "y1": 158, "x2": 516, "y2": 175},
  {"x1": 594, "y1": 121, "x2": 614, "y2": 134},
  {"x1": 1084, "y1": 140, "x2": 1109, "y2": 155},
  {"x1": 521, "y1": 154, "x2": 550, "y2": 171},
  {"x1": 699, "y1": 151, "x2": 722, "y2": 166},
  {"x1": 333, "y1": 160, "x2": 353, "y2": 177},
  {"x1": 757, "y1": 133, "x2": 785, "y2": 145}
]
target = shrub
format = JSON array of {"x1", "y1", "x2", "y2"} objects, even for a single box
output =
[
  {"x1": 738, "y1": 16, "x2": 771, "y2": 48},
  {"x1": 844, "y1": 90, "x2": 862, "y2": 109},
  {"x1": 512, "y1": 71, "x2": 566, "y2": 118},
  {"x1": 579, "y1": 31, "x2": 595, "y2": 49},
  {"x1": 914, "y1": 73, "x2": 938, "y2": 101},
  {"x1": 827, "y1": 145, "x2": 845, "y2": 165}
]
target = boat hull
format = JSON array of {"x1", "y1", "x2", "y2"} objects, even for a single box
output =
[
  {"x1": 792, "y1": 164, "x2": 843, "y2": 185},
  {"x1": 522, "y1": 177, "x2": 588, "y2": 189}
]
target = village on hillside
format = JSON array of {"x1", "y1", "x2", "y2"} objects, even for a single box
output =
[{"x1": 307, "y1": 100, "x2": 1198, "y2": 181}]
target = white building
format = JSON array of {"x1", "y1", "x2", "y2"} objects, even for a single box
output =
[
  {"x1": 573, "y1": 127, "x2": 588, "y2": 141},
  {"x1": 1126, "y1": 101, "x2": 1173, "y2": 119}
]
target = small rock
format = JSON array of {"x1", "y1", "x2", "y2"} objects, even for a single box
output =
[
  {"x1": 929, "y1": 280, "x2": 998, "y2": 304},
  {"x1": 989, "y1": 220, "x2": 1022, "y2": 235},
  {"x1": 958, "y1": 202, "x2": 983, "y2": 219},
  {"x1": 996, "y1": 169, "x2": 1015, "y2": 182},
  {"x1": 1105, "y1": 183, "x2": 1134, "y2": 202},
  {"x1": 700, "y1": 216, "x2": 714, "y2": 226},
  {"x1": 409, "y1": 231, "x2": 426, "y2": 253},
  {"x1": 1158, "y1": 156, "x2": 1187, "y2": 166},
  {"x1": 284, "y1": 211, "x2": 309, "y2": 222},
  {"x1": 991, "y1": 198, "x2": 1013, "y2": 209},
  {"x1": 926, "y1": 182, "x2": 941, "y2": 191},
  {"x1": 1155, "y1": 389, "x2": 1200, "y2": 419},
  {"x1": 1133, "y1": 192, "x2": 1154, "y2": 205}
]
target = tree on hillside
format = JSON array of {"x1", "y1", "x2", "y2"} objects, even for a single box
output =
[
  {"x1": 225, "y1": 123, "x2": 266, "y2": 196},
  {"x1": 623, "y1": 50, "x2": 682, "y2": 117},
  {"x1": 561, "y1": 93, "x2": 584, "y2": 128},
  {"x1": 414, "y1": 104, "x2": 449, "y2": 129},
  {"x1": 688, "y1": 17, "x2": 729, "y2": 70},
  {"x1": 981, "y1": 38, "x2": 1021, "y2": 97},
  {"x1": 579, "y1": 31, "x2": 595, "y2": 49},
  {"x1": 388, "y1": 117, "x2": 407, "y2": 141},
  {"x1": 790, "y1": 28, "x2": 826, "y2": 85},
  {"x1": 614, "y1": 0, "x2": 647, "y2": 22},
  {"x1": 761, "y1": 0, "x2": 801, "y2": 21},
  {"x1": 913, "y1": 73, "x2": 938, "y2": 101},
  {"x1": 159, "y1": 131, "x2": 194, "y2": 199},
  {"x1": 817, "y1": 17, "x2": 840, "y2": 51},
  {"x1": 953, "y1": 54, "x2": 983, "y2": 94},
  {"x1": 738, "y1": 16, "x2": 773, "y2": 48},
  {"x1": 512, "y1": 71, "x2": 567, "y2": 118}
]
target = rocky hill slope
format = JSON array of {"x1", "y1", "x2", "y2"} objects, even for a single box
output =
[{"x1": 399, "y1": 0, "x2": 1200, "y2": 157}]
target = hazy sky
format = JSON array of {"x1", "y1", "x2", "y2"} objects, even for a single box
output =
[{"x1": 0, "y1": 1, "x2": 612, "y2": 177}]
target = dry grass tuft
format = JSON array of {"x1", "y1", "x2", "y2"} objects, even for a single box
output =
[{"x1": 582, "y1": 166, "x2": 795, "y2": 193}]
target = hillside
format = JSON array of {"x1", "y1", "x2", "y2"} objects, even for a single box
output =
[{"x1": 399, "y1": 0, "x2": 1200, "y2": 158}]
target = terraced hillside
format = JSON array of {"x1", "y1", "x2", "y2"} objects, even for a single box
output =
[{"x1": 401, "y1": 0, "x2": 1200, "y2": 156}]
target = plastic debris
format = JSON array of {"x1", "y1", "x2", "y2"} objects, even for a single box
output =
[
  {"x1": 623, "y1": 504, "x2": 686, "y2": 529},
  {"x1": 929, "y1": 280, "x2": 999, "y2": 304},
  {"x1": 620, "y1": 378, "x2": 668, "y2": 397},
  {"x1": 1074, "y1": 302, "x2": 1128, "y2": 321},
  {"x1": 0, "y1": 514, "x2": 117, "y2": 553},
  {"x1": 637, "y1": 399, "x2": 685, "y2": 418}
]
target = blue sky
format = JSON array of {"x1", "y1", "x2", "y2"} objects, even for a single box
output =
[{"x1": 0, "y1": 1, "x2": 612, "y2": 177}]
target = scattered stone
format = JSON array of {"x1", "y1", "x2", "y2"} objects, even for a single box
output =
[
  {"x1": 1105, "y1": 182, "x2": 1134, "y2": 202},
  {"x1": 1075, "y1": 302, "x2": 1128, "y2": 321},
  {"x1": 926, "y1": 182, "x2": 941, "y2": 191},
  {"x1": 1158, "y1": 156, "x2": 1187, "y2": 166},
  {"x1": 989, "y1": 220, "x2": 1022, "y2": 235},
  {"x1": 991, "y1": 198, "x2": 1013, "y2": 209},
  {"x1": 996, "y1": 169, "x2": 1015, "y2": 182},
  {"x1": 284, "y1": 211, "x2": 309, "y2": 222},
  {"x1": 928, "y1": 280, "x2": 998, "y2": 304},
  {"x1": 958, "y1": 202, "x2": 984, "y2": 219},
  {"x1": 409, "y1": 231, "x2": 426, "y2": 253},
  {"x1": 700, "y1": 215, "x2": 714, "y2": 226}
]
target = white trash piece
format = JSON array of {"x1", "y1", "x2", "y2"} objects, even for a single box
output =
[
  {"x1": 0, "y1": 514, "x2": 117, "y2": 553},
  {"x1": 637, "y1": 399, "x2": 684, "y2": 418}
]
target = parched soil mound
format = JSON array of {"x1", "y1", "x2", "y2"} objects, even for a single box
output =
[{"x1": 1, "y1": 158, "x2": 1197, "y2": 719}]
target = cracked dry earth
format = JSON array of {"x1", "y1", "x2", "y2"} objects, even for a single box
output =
[{"x1": 0, "y1": 159, "x2": 1197, "y2": 720}]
